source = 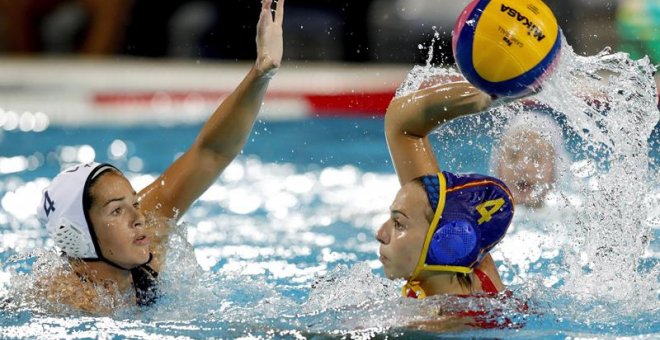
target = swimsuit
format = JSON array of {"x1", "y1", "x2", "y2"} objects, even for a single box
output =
[
  {"x1": 473, "y1": 268, "x2": 498, "y2": 294},
  {"x1": 405, "y1": 269, "x2": 525, "y2": 329},
  {"x1": 454, "y1": 268, "x2": 510, "y2": 329},
  {"x1": 404, "y1": 268, "x2": 498, "y2": 299},
  {"x1": 130, "y1": 264, "x2": 159, "y2": 307}
]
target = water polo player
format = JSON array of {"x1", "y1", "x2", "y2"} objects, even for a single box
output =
[
  {"x1": 376, "y1": 80, "x2": 514, "y2": 299},
  {"x1": 491, "y1": 111, "x2": 568, "y2": 208},
  {"x1": 35, "y1": 0, "x2": 284, "y2": 314}
]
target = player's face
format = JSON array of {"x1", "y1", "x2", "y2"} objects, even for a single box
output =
[
  {"x1": 88, "y1": 172, "x2": 150, "y2": 268},
  {"x1": 496, "y1": 130, "x2": 555, "y2": 208},
  {"x1": 376, "y1": 182, "x2": 432, "y2": 279}
]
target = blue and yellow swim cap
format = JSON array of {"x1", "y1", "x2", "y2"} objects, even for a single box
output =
[{"x1": 413, "y1": 171, "x2": 514, "y2": 275}]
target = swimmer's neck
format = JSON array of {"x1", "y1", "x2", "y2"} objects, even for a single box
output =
[
  {"x1": 72, "y1": 260, "x2": 133, "y2": 293},
  {"x1": 416, "y1": 272, "x2": 472, "y2": 296}
]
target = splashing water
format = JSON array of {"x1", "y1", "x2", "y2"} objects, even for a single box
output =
[{"x1": 535, "y1": 39, "x2": 659, "y2": 323}]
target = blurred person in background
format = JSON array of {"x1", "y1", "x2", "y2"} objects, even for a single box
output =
[
  {"x1": 0, "y1": 0, "x2": 626, "y2": 63},
  {"x1": 490, "y1": 112, "x2": 568, "y2": 209},
  {"x1": 0, "y1": 0, "x2": 133, "y2": 55},
  {"x1": 123, "y1": 0, "x2": 373, "y2": 61},
  {"x1": 0, "y1": 0, "x2": 374, "y2": 61}
]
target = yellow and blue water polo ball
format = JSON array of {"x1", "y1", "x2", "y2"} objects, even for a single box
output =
[{"x1": 452, "y1": 0, "x2": 561, "y2": 97}]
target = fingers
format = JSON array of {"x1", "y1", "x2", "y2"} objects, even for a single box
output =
[
  {"x1": 275, "y1": 0, "x2": 284, "y2": 25},
  {"x1": 258, "y1": 5, "x2": 270, "y2": 26},
  {"x1": 260, "y1": 0, "x2": 284, "y2": 24},
  {"x1": 257, "y1": 0, "x2": 272, "y2": 29},
  {"x1": 261, "y1": 0, "x2": 272, "y2": 11}
]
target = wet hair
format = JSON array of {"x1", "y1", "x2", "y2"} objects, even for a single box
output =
[{"x1": 411, "y1": 177, "x2": 473, "y2": 290}]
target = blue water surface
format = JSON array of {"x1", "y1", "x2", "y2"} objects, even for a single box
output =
[{"x1": 0, "y1": 116, "x2": 658, "y2": 339}]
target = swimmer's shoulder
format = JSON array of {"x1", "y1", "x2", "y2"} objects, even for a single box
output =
[{"x1": 34, "y1": 269, "x2": 115, "y2": 314}]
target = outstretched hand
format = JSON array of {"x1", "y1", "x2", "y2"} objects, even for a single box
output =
[{"x1": 255, "y1": 0, "x2": 284, "y2": 77}]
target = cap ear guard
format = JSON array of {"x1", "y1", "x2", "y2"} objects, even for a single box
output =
[
  {"x1": 51, "y1": 217, "x2": 97, "y2": 258},
  {"x1": 427, "y1": 219, "x2": 480, "y2": 267}
]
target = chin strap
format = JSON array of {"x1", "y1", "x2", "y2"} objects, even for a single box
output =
[
  {"x1": 402, "y1": 280, "x2": 427, "y2": 299},
  {"x1": 84, "y1": 253, "x2": 153, "y2": 271},
  {"x1": 402, "y1": 173, "x2": 446, "y2": 300},
  {"x1": 102, "y1": 257, "x2": 132, "y2": 271}
]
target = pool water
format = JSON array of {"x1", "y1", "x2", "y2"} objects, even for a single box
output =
[{"x1": 1, "y1": 46, "x2": 659, "y2": 338}]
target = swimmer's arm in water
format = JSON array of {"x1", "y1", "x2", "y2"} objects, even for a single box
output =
[
  {"x1": 385, "y1": 81, "x2": 492, "y2": 185},
  {"x1": 136, "y1": 0, "x2": 284, "y2": 267}
]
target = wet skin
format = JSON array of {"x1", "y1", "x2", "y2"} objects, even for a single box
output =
[
  {"x1": 376, "y1": 182, "x2": 433, "y2": 280},
  {"x1": 87, "y1": 171, "x2": 150, "y2": 269}
]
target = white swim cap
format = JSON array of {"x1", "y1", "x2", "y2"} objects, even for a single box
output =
[
  {"x1": 490, "y1": 111, "x2": 570, "y2": 175},
  {"x1": 38, "y1": 162, "x2": 119, "y2": 260}
]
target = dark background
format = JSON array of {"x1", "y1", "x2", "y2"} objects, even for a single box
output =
[{"x1": 0, "y1": 0, "x2": 655, "y2": 65}]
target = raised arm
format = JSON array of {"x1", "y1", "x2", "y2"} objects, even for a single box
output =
[
  {"x1": 385, "y1": 81, "x2": 492, "y2": 185},
  {"x1": 139, "y1": 0, "x2": 284, "y2": 219}
]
